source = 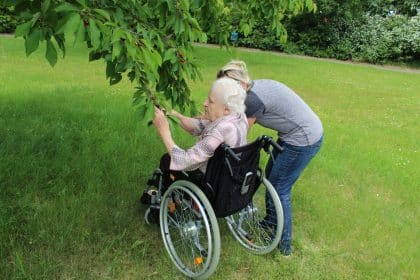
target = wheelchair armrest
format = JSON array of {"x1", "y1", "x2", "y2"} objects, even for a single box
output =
[{"x1": 221, "y1": 144, "x2": 241, "y2": 162}]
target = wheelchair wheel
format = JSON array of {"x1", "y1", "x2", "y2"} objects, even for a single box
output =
[
  {"x1": 160, "y1": 180, "x2": 221, "y2": 279},
  {"x1": 225, "y1": 173, "x2": 283, "y2": 254}
]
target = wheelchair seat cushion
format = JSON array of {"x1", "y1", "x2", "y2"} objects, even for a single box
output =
[{"x1": 203, "y1": 139, "x2": 263, "y2": 217}]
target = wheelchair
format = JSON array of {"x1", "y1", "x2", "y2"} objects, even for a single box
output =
[{"x1": 141, "y1": 135, "x2": 284, "y2": 279}]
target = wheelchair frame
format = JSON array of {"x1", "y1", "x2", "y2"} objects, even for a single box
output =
[{"x1": 143, "y1": 135, "x2": 284, "y2": 279}]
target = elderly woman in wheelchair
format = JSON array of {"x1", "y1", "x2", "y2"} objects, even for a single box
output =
[{"x1": 141, "y1": 77, "x2": 284, "y2": 279}]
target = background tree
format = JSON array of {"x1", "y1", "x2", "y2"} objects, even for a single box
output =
[{"x1": 0, "y1": 0, "x2": 315, "y2": 121}]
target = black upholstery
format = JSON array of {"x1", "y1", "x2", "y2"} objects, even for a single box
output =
[{"x1": 203, "y1": 138, "x2": 265, "y2": 217}]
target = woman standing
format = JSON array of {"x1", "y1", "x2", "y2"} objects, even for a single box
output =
[{"x1": 217, "y1": 60, "x2": 323, "y2": 256}]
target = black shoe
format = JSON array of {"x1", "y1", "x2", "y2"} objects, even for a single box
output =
[
  {"x1": 279, "y1": 244, "x2": 291, "y2": 256},
  {"x1": 140, "y1": 189, "x2": 158, "y2": 205}
]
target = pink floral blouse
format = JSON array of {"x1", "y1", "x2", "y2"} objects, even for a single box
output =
[{"x1": 170, "y1": 113, "x2": 248, "y2": 173}]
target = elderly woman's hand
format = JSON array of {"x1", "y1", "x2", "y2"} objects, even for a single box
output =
[
  {"x1": 153, "y1": 106, "x2": 169, "y2": 134},
  {"x1": 153, "y1": 106, "x2": 175, "y2": 154}
]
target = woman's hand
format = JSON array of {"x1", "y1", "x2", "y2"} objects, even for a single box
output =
[
  {"x1": 153, "y1": 106, "x2": 170, "y2": 135},
  {"x1": 153, "y1": 106, "x2": 175, "y2": 154}
]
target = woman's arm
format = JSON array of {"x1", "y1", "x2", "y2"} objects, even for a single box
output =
[
  {"x1": 153, "y1": 107, "x2": 175, "y2": 155},
  {"x1": 170, "y1": 132, "x2": 224, "y2": 171},
  {"x1": 247, "y1": 117, "x2": 256, "y2": 129},
  {"x1": 171, "y1": 110, "x2": 202, "y2": 134}
]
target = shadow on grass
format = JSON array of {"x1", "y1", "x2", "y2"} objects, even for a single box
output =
[{"x1": 0, "y1": 88, "x2": 166, "y2": 278}]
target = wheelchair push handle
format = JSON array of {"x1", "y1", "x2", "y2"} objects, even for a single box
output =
[
  {"x1": 268, "y1": 138, "x2": 283, "y2": 152},
  {"x1": 261, "y1": 135, "x2": 284, "y2": 152}
]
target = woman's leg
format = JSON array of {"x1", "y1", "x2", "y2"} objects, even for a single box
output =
[{"x1": 266, "y1": 136, "x2": 323, "y2": 255}]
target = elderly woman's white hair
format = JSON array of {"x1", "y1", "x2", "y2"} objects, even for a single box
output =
[{"x1": 211, "y1": 77, "x2": 246, "y2": 114}]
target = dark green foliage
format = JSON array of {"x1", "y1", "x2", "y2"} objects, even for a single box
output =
[
  {"x1": 1, "y1": 0, "x2": 315, "y2": 119},
  {"x1": 0, "y1": 6, "x2": 21, "y2": 33},
  {"x1": 220, "y1": 0, "x2": 419, "y2": 65}
]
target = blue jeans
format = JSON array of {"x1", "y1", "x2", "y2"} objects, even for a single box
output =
[{"x1": 265, "y1": 136, "x2": 323, "y2": 255}]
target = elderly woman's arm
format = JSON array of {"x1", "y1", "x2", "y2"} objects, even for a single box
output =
[
  {"x1": 170, "y1": 131, "x2": 224, "y2": 171},
  {"x1": 153, "y1": 107, "x2": 175, "y2": 155},
  {"x1": 154, "y1": 107, "x2": 222, "y2": 171},
  {"x1": 171, "y1": 110, "x2": 208, "y2": 135}
]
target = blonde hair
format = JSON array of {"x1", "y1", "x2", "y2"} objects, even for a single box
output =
[
  {"x1": 216, "y1": 60, "x2": 253, "y2": 91},
  {"x1": 211, "y1": 77, "x2": 246, "y2": 114}
]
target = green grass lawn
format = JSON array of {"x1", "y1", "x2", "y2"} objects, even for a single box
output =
[{"x1": 1, "y1": 36, "x2": 419, "y2": 279}]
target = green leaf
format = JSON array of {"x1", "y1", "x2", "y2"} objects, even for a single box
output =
[
  {"x1": 126, "y1": 44, "x2": 137, "y2": 58},
  {"x1": 15, "y1": 21, "x2": 32, "y2": 37},
  {"x1": 145, "y1": 101, "x2": 155, "y2": 124},
  {"x1": 241, "y1": 23, "x2": 251, "y2": 36},
  {"x1": 151, "y1": 50, "x2": 162, "y2": 67},
  {"x1": 93, "y1": 8, "x2": 111, "y2": 21},
  {"x1": 181, "y1": 0, "x2": 190, "y2": 10},
  {"x1": 167, "y1": 114, "x2": 179, "y2": 124},
  {"x1": 167, "y1": 114, "x2": 179, "y2": 133},
  {"x1": 133, "y1": 95, "x2": 146, "y2": 106},
  {"x1": 25, "y1": 28, "x2": 41, "y2": 56},
  {"x1": 312, "y1": 2, "x2": 317, "y2": 12},
  {"x1": 200, "y1": 32, "x2": 207, "y2": 43},
  {"x1": 163, "y1": 48, "x2": 176, "y2": 62},
  {"x1": 89, "y1": 19, "x2": 101, "y2": 50},
  {"x1": 64, "y1": 13, "x2": 81, "y2": 36},
  {"x1": 115, "y1": 61, "x2": 126, "y2": 73},
  {"x1": 137, "y1": 103, "x2": 147, "y2": 119},
  {"x1": 53, "y1": 34, "x2": 66, "y2": 57},
  {"x1": 89, "y1": 50, "x2": 102, "y2": 61},
  {"x1": 74, "y1": 20, "x2": 85, "y2": 45},
  {"x1": 110, "y1": 73, "x2": 122, "y2": 85},
  {"x1": 112, "y1": 41, "x2": 122, "y2": 60},
  {"x1": 128, "y1": 70, "x2": 136, "y2": 82},
  {"x1": 41, "y1": 0, "x2": 51, "y2": 14},
  {"x1": 189, "y1": 101, "x2": 198, "y2": 116},
  {"x1": 55, "y1": 3, "x2": 79, "y2": 13},
  {"x1": 31, "y1": 12, "x2": 41, "y2": 25},
  {"x1": 45, "y1": 39, "x2": 57, "y2": 66},
  {"x1": 106, "y1": 61, "x2": 115, "y2": 78},
  {"x1": 75, "y1": 0, "x2": 86, "y2": 7}
]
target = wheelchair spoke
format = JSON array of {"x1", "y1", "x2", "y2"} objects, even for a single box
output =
[
  {"x1": 225, "y1": 176, "x2": 283, "y2": 254},
  {"x1": 160, "y1": 182, "x2": 219, "y2": 278}
]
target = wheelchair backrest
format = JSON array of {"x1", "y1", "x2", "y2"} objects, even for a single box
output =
[{"x1": 203, "y1": 137, "x2": 265, "y2": 217}]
